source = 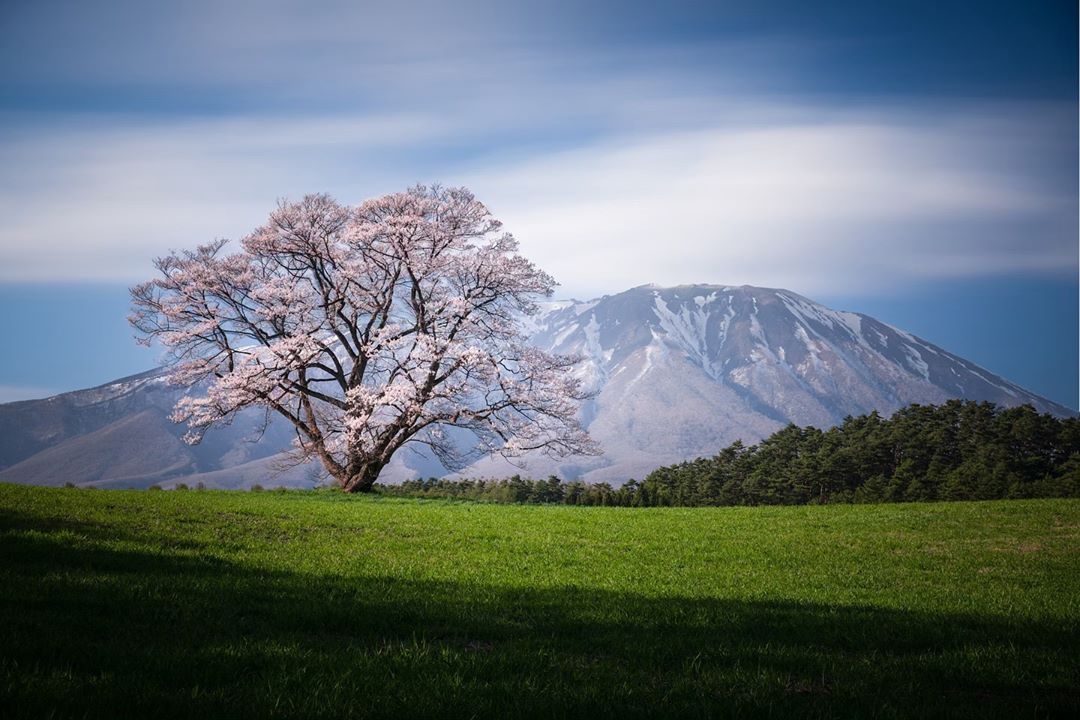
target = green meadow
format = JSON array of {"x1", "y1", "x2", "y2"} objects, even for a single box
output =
[{"x1": 1, "y1": 484, "x2": 1078, "y2": 718}]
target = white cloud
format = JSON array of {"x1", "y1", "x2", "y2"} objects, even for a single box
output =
[
  {"x1": 0, "y1": 114, "x2": 437, "y2": 280},
  {"x1": 462, "y1": 104, "x2": 1076, "y2": 296},
  {"x1": 4, "y1": 3, "x2": 1069, "y2": 296},
  {"x1": 0, "y1": 91, "x2": 1073, "y2": 295}
]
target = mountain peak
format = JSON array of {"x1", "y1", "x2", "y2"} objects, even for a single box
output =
[
  {"x1": 519, "y1": 282, "x2": 1074, "y2": 481},
  {"x1": 0, "y1": 283, "x2": 1073, "y2": 489}
]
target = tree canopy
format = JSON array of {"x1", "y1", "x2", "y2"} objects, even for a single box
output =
[{"x1": 131, "y1": 185, "x2": 598, "y2": 492}]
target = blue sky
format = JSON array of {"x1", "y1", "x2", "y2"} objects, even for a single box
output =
[{"x1": 0, "y1": 0, "x2": 1076, "y2": 408}]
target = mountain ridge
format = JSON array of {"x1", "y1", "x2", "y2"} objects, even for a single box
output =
[{"x1": 0, "y1": 283, "x2": 1072, "y2": 488}]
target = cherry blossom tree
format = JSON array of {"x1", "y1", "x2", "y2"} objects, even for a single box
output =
[{"x1": 130, "y1": 185, "x2": 599, "y2": 492}]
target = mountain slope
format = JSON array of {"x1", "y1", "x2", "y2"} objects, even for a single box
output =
[
  {"x1": 0, "y1": 409, "x2": 196, "y2": 487},
  {"x1": 476, "y1": 284, "x2": 1070, "y2": 482},
  {"x1": 0, "y1": 369, "x2": 300, "y2": 486},
  {"x1": 0, "y1": 369, "x2": 174, "y2": 470},
  {"x1": 0, "y1": 284, "x2": 1072, "y2": 488}
]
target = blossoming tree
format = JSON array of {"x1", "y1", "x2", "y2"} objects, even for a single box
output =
[{"x1": 130, "y1": 185, "x2": 598, "y2": 492}]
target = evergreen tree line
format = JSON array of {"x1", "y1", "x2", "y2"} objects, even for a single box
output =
[{"x1": 375, "y1": 401, "x2": 1080, "y2": 506}]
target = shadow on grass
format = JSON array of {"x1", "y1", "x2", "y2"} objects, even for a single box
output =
[{"x1": 0, "y1": 509, "x2": 1077, "y2": 719}]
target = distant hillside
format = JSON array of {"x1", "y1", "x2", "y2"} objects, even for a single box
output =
[{"x1": 0, "y1": 284, "x2": 1073, "y2": 489}]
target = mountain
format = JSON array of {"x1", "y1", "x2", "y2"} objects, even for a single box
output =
[
  {"x1": 0, "y1": 369, "x2": 300, "y2": 488},
  {"x1": 0, "y1": 284, "x2": 1072, "y2": 488}
]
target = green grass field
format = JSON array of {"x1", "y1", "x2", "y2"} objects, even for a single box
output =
[{"x1": 1, "y1": 485, "x2": 1078, "y2": 718}]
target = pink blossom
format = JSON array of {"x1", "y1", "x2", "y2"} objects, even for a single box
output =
[{"x1": 130, "y1": 185, "x2": 599, "y2": 492}]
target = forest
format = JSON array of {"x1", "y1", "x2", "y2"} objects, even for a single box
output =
[{"x1": 376, "y1": 400, "x2": 1080, "y2": 506}]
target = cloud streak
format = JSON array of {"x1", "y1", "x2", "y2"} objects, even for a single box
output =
[
  {"x1": 463, "y1": 103, "x2": 1076, "y2": 296},
  {"x1": 0, "y1": 99, "x2": 1072, "y2": 297},
  {"x1": 0, "y1": 2, "x2": 1074, "y2": 297}
]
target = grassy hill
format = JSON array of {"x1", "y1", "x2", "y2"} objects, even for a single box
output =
[{"x1": 1, "y1": 485, "x2": 1078, "y2": 718}]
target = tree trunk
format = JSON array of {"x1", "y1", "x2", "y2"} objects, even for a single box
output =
[{"x1": 341, "y1": 461, "x2": 384, "y2": 493}]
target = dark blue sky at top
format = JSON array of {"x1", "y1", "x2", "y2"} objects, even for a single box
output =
[
  {"x1": 2, "y1": 0, "x2": 1077, "y2": 116},
  {"x1": 0, "y1": 0, "x2": 1076, "y2": 408}
]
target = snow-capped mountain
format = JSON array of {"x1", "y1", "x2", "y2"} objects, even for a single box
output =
[
  {"x1": 486, "y1": 284, "x2": 1072, "y2": 482},
  {"x1": 0, "y1": 284, "x2": 1072, "y2": 488}
]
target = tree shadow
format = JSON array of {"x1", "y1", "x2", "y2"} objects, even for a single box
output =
[{"x1": 0, "y1": 509, "x2": 1077, "y2": 719}]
